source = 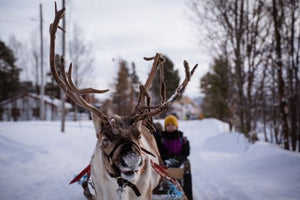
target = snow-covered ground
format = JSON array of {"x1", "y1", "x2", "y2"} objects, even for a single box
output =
[{"x1": 0, "y1": 119, "x2": 299, "y2": 200}]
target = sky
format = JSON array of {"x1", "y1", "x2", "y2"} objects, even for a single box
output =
[{"x1": 0, "y1": 0, "x2": 210, "y2": 99}]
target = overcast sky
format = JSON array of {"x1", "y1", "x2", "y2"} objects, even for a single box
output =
[{"x1": 0, "y1": 0, "x2": 210, "y2": 99}]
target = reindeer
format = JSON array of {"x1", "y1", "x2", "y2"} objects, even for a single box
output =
[{"x1": 49, "y1": 3, "x2": 197, "y2": 200}]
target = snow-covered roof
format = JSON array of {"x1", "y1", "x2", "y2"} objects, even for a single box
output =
[
  {"x1": 0, "y1": 92, "x2": 72, "y2": 109},
  {"x1": 28, "y1": 93, "x2": 72, "y2": 109}
]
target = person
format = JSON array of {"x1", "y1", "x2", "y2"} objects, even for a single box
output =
[
  {"x1": 159, "y1": 115, "x2": 190, "y2": 167},
  {"x1": 152, "y1": 122, "x2": 164, "y2": 153}
]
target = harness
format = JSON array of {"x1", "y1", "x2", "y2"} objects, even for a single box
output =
[
  {"x1": 106, "y1": 140, "x2": 155, "y2": 165},
  {"x1": 69, "y1": 140, "x2": 157, "y2": 199},
  {"x1": 105, "y1": 140, "x2": 156, "y2": 197},
  {"x1": 70, "y1": 140, "x2": 183, "y2": 199},
  {"x1": 70, "y1": 160, "x2": 184, "y2": 200},
  {"x1": 105, "y1": 141, "x2": 142, "y2": 197}
]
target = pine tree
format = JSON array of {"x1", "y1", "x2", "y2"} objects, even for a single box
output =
[
  {"x1": 112, "y1": 59, "x2": 131, "y2": 116},
  {"x1": 129, "y1": 62, "x2": 140, "y2": 113},
  {"x1": 0, "y1": 40, "x2": 21, "y2": 101},
  {"x1": 130, "y1": 62, "x2": 140, "y2": 86},
  {"x1": 150, "y1": 55, "x2": 180, "y2": 106},
  {"x1": 201, "y1": 56, "x2": 231, "y2": 122}
]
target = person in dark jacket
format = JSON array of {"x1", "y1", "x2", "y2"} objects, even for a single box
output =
[{"x1": 158, "y1": 115, "x2": 190, "y2": 167}]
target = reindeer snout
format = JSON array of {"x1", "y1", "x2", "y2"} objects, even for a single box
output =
[
  {"x1": 120, "y1": 152, "x2": 142, "y2": 168},
  {"x1": 119, "y1": 151, "x2": 142, "y2": 182},
  {"x1": 118, "y1": 142, "x2": 143, "y2": 182},
  {"x1": 119, "y1": 143, "x2": 142, "y2": 167}
]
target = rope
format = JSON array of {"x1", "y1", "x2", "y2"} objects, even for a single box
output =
[{"x1": 166, "y1": 180, "x2": 183, "y2": 200}]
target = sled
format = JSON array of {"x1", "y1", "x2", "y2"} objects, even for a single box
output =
[{"x1": 153, "y1": 159, "x2": 193, "y2": 200}]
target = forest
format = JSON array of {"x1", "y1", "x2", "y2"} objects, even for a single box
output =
[{"x1": 192, "y1": 0, "x2": 300, "y2": 151}]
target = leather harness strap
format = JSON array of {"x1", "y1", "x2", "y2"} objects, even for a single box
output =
[
  {"x1": 106, "y1": 168, "x2": 141, "y2": 197},
  {"x1": 69, "y1": 164, "x2": 91, "y2": 185},
  {"x1": 108, "y1": 140, "x2": 141, "y2": 161},
  {"x1": 107, "y1": 140, "x2": 156, "y2": 162},
  {"x1": 141, "y1": 147, "x2": 156, "y2": 158},
  {"x1": 150, "y1": 159, "x2": 176, "y2": 184},
  {"x1": 117, "y1": 177, "x2": 141, "y2": 197}
]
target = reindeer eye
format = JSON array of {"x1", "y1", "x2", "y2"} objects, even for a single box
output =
[{"x1": 102, "y1": 136, "x2": 111, "y2": 146}]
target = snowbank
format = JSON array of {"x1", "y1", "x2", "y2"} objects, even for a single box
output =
[{"x1": 201, "y1": 131, "x2": 250, "y2": 153}]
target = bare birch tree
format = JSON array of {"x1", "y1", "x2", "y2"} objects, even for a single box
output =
[
  {"x1": 68, "y1": 24, "x2": 95, "y2": 121},
  {"x1": 190, "y1": 0, "x2": 300, "y2": 150}
]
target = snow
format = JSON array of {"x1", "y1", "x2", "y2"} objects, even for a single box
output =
[{"x1": 0, "y1": 119, "x2": 300, "y2": 200}]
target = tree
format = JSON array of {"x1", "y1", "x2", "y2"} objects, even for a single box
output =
[
  {"x1": 45, "y1": 55, "x2": 61, "y2": 99},
  {"x1": 112, "y1": 59, "x2": 131, "y2": 116},
  {"x1": 150, "y1": 55, "x2": 180, "y2": 107},
  {"x1": 191, "y1": 0, "x2": 269, "y2": 136},
  {"x1": 201, "y1": 56, "x2": 231, "y2": 122},
  {"x1": 0, "y1": 40, "x2": 21, "y2": 101},
  {"x1": 68, "y1": 24, "x2": 95, "y2": 120},
  {"x1": 129, "y1": 62, "x2": 141, "y2": 113},
  {"x1": 29, "y1": 32, "x2": 41, "y2": 94},
  {"x1": 190, "y1": 0, "x2": 300, "y2": 150},
  {"x1": 8, "y1": 35, "x2": 31, "y2": 82},
  {"x1": 271, "y1": 0, "x2": 290, "y2": 150}
]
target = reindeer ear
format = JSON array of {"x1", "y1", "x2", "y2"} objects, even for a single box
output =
[{"x1": 91, "y1": 113, "x2": 105, "y2": 139}]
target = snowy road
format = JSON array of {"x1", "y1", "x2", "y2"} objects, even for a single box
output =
[
  {"x1": 183, "y1": 120, "x2": 253, "y2": 200},
  {"x1": 0, "y1": 119, "x2": 300, "y2": 200}
]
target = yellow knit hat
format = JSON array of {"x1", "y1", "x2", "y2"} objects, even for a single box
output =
[{"x1": 164, "y1": 115, "x2": 178, "y2": 129}]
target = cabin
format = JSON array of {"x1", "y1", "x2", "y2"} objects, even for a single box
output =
[
  {"x1": 0, "y1": 92, "x2": 72, "y2": 121},
  {"x1": 170, "y1": 96, "x2": 202, "y2": 120}
]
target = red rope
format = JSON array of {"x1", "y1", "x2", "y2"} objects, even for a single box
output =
[{"x1": 69, "y1": 164, "x2": 91, "y2": 184}]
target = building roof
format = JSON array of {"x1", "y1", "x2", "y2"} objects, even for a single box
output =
[{"x1": 0, "y1": 92, "x2": 72, "y2": 109}]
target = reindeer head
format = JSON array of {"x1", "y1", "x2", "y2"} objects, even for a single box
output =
[
  {"x1": 92, "y1": 115, "x2": 144, "y2": 182},
  {"x1": 49, "y1": 2, "x2": 197, "y2": 192}
]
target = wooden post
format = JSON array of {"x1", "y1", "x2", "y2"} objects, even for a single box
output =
[
  {"x1": 61, "y1": 0, "x2": 66, "y2": 132},
  {"x1": 39, "y1": 3, "x2": 45, "y2": 120}
]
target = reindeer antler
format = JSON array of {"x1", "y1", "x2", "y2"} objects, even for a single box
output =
[
  {"x1": 133, "y1": 54, "x2": 165, "y2": 111},
  {"x1": 49, "y1": 2, "x2": 109, "y2": 121},
  {"x1": 131, "y1": 55, "x2": 198, "y2": 122},
  {"x1": 49, "y1": 2, "x2": 197, "y2": 123}
]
